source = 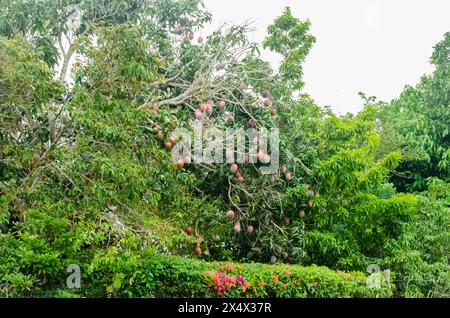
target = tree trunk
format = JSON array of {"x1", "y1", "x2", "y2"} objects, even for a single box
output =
[{"x1": 59, "y1": 45, "x2": 74, "y2": 82}]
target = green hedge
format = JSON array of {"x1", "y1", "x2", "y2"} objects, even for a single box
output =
[{"x1": 82, "y1": 251, "x2": 392, "y2": 298}]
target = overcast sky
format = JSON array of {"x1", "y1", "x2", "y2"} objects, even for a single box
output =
[{"x1": 202, "y1": 0, "x2": 450, "y2": 114}]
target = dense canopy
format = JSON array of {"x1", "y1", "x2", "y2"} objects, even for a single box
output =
[{"x1": 0, "y1": 0, "x2": 448, "y2": 298}]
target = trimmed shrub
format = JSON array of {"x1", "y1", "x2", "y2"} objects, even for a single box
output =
[{"x1": 86, "y1": 252, "x2": 392, "y2": 298}]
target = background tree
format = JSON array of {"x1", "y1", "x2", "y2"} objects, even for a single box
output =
[
  {"x1": 263, "y1": 7, "x2": 315, "y2": 101},
  {"x1": 379, "y1": 32, "x2": 450, "y2": 192}
]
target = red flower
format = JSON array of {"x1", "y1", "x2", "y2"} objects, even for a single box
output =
[{"x1": 272, "y1": 274, "x2": 279, "y2": 283}]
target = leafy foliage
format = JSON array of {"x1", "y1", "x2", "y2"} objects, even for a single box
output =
[
  {"x1": 380, "y1": 32, "x2": 450, "y2": 192},
  {"x1": 86, "y1": 252, "x2": 393, "y2": 298},
  {"x1": 0, "y1": 0, "x2": 448, "y2": 298}
]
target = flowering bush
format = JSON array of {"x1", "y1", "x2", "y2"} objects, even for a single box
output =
[
  {"x1": 208, "y1": 265, "x2": 250, "y2": 296},
  {"x1": 88, "y1": 253, "x2": 392, "y2": 298}
]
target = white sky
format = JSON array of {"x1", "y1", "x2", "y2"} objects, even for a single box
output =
[{"x1": 202, "y1": 0, "x2": 450, "y2": 114}]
